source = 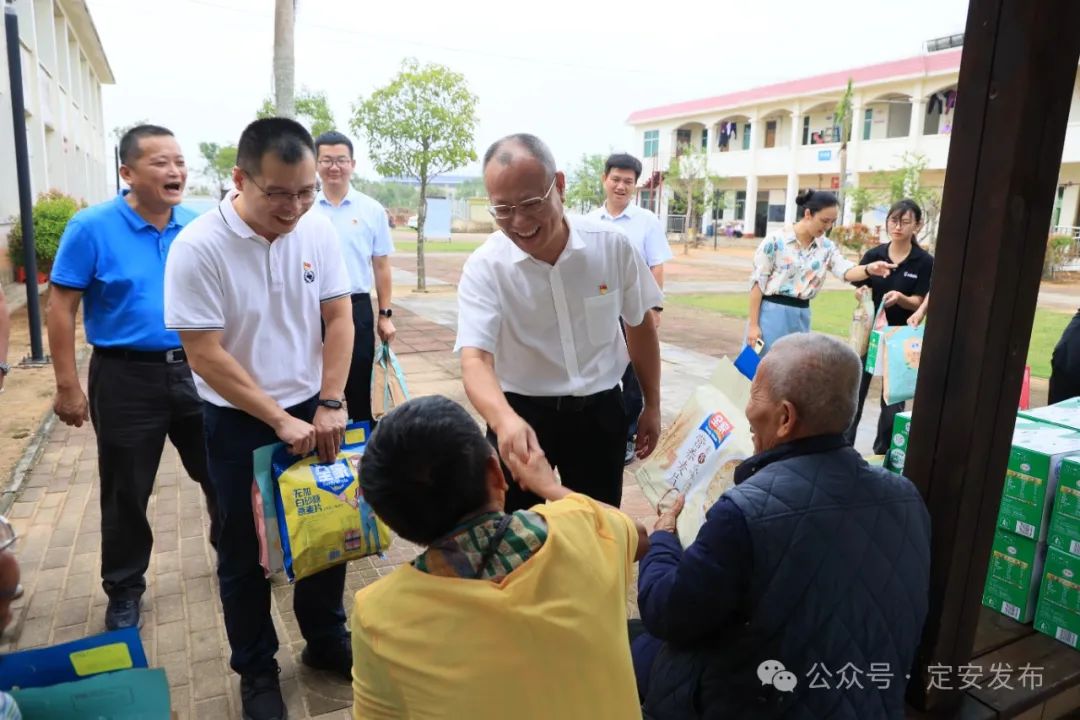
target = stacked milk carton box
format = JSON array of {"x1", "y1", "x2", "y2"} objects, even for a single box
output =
[{"x1": 1035, "y1": 456, "x2": 1080, "y2": 649}]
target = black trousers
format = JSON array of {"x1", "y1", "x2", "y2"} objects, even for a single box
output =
[
  {"x1": 845, "y1": 368, "x2": 904, "y2": 455},
  {"x1": 488, "y1": 388, "x2": 628, "y2": 512},
  {"x1": 87, "y1": 350, "x2": 219, "y2": 601},
  {"x1": 202, "y1": 396, "x2": 347, "y2": 675},
  {"x1": 345, "y1": 293, "x2": 376, "y2": 423}
]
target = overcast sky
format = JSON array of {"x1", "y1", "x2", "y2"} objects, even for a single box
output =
[{"x1": 86, "y1": 0, "x2": 970, "y2": 185}]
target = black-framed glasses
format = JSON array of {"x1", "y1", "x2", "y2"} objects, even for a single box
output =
[
  {"x1": 887, "y1": 217, "x2": 916, "y2": 228},
  {"x1": 244, "y1": 172, "x2": 317, "y2": 206},
  {"x1": 487, "y1": 177, "x2": 557, "y2": 221},
  {"x1": 317, "y1": 156, "x2": 353, "y2": 168}
]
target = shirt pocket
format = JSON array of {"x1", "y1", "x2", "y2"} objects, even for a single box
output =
[{"x1": 584, "y1": 293, "x2": 620, "y2": 346}]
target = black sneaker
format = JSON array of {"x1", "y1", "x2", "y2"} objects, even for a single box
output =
[
  {"x1": 241, "y1": 664, "x2": 287, "y2": 720},
  {"x1": 105, "y1": 598, "x2": 141, "y2": 630},
  {"x1": 301, "y1": 634, "x2": 352, "y2": 682}
]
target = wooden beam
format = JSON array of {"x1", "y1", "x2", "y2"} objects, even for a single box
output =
[{"x1": 903, "y1": 0, "x2": 1080, "y2": 712}]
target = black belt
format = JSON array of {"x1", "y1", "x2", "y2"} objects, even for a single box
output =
[
  {"x1": 508, "y1": 386, "x2": 619, "y2": 413},
  {"x1": 763, "y1": 294, "x2": 810, "y2": 309},
  {"x1": 94, "y1": 346, "x2": 187, "y2": 364}
]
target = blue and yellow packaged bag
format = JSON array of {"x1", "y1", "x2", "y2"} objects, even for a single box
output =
[{"x1": 270, "y1": 422, "x2": 391, "y2": 582}]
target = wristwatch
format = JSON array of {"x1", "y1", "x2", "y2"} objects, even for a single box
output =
[
  {"x1": 378, "y1": 308, "x2": 393, "y2": 318},
  {"x1": 317, "y1": 398, "x2": 346, "y2": 410},
  {"x1": 0, "y1": 362, "x2": 10, "y2": 376},
  {"x1": 652, "y1": 306, "x2": 664, "y2": 313}
]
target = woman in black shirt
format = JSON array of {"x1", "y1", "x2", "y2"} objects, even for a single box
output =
[{"x1": 845, "y1": 199, "x2": 934, "y2": 454}]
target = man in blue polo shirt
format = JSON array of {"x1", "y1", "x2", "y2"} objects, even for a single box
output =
[
  {"x1": 312, "y1": 131, "x2": 395, "y2": 422},
  {"x1": 588, "y1": 153, "x2": 672, "y2": 464},
  {"x1": 47, "y1": 124, "x2": 218, "y2": 631}
]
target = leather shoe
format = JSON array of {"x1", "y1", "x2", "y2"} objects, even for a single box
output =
[
  {"x1": 241, "y1": 664, "x2": 287, "y2": 720},
  {"x1": 301, "y1": 634, "x2": 352, "y2": 682},
  {"x1": 104, "y1": 598, "x2": 141, "y2": 630}
]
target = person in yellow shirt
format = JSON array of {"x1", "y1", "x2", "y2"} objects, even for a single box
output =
[{"x1": 352, "y1": 395, "x2": 648, "y2": 719}]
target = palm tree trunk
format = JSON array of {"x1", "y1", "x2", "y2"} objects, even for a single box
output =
[
  {"x1": 416, "y1": 178, "x2": 428, "y2": 292},
  {"x1": 273, "y1": 0, "x2": 295, "y2": 117}
]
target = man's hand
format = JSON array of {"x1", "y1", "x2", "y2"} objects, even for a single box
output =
[
  {"x1": 275, "y1": 415, "x2": 317, "y2": 458},
  {"x1": 54, "y1": 385, "x2": 90, "y2": 427},
  {"x1": 506, "y1": 448, "x2": 563, "y2": 500},
  {"x1": 635, "y1": 404, "x2": 661, "y2": 460},
  {"x1": 654, "y1": 493, "x2": 685, "y2": 534},
  {"x1": 377, "y1": 316, "x2": 396, "y2": 344},
  {"x1": 312, "y1": 405, "x2": 347, "y2": 463},
  {"x1": 494, "y1": 413, "x2": 541, "y2": 466}
]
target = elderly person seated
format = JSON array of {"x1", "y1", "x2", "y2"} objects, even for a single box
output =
[
  {"x1": 2, "y1": 519, "x2": 23, "y2": 718},
  {"x1": 351, "y1": 395, "x2": 648, "y2": 719},
  {"x1": 633, "y1": 333, "x2": 931, "y2": 720}
]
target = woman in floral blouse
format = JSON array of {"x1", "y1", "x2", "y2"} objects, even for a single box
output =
[{"x1": 747, "y1": 189, "x2": 896, "y2": 354}]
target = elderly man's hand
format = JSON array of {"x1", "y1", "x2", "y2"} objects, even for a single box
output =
[
  {"x1": 635, "y1": 405, "x2": 661, "y2": 460},
  {"x1": 654, "y1": 493, "x2": 685, "y2": 534},
  {"x1": 506, "y1": 448, "x2": 562, "y2": 500}
]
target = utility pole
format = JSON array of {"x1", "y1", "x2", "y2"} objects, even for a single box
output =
[
  {"x1": 273, "y1": 0, "x2": 295, "y2": 117},
  {"x1": 5, "y1": 0, "x2": 47, "y2": 364}
]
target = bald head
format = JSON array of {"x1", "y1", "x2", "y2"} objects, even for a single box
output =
[
  {"x1": 761, "y1": 333, "x2": 861, "y2": 435},
  {"x1": 482, "y1": 134, "x2": 557, "y2": 181}
]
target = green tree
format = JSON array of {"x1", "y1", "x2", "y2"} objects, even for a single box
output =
[
  {"x1": 199, "y1": 142, "x2": 238, "y2": 199},
  {"x1": 452, "y1": 177, "x2": 487, "y2": 199},
  {"x1": 351, "y1": 58, "x2": 478, "y2": 291},
  {"x1": 834, "y1": 79, "x2": 855, "y2": 217},
  {"x1": 350, "y1": 178, "x2": 421, "y2": 209},
  {"x1": 665, "y1": 148, "x2": 722, "y2": 253},
  {"x1": 257, "y1": 88, "x2": 337, "y2": 137},
  {"x1": 873, "y1": 151, "x2": 942, "y2": 247},
  {"x1": 564, "y1": 153, "x2": 606, "y2": 213},
  {"x1": 110, "y1": 119, "x2": 150, "y2": 145}
]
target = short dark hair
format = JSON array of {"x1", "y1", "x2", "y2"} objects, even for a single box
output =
[
  {"x1": 886, "y1": 198, "x2": 923, "y2": 224},
  {"x1": 359, "y1": 396, "x2": 495, "y2": 545},
  {"x1": 795, "y1": 188, "x2": 839, "y2": 216},
  {"x1": 236, "y1": 117, "x2": 315, "y2": 176},
  {"x1": 314, "y1": 131, "x2": 353, "y2": 158},
  {"x1": 482, "y1": 133, "x2": 556, "y2": 179},
  {"x1": 119, "y1": 124, "x2": 174, "y2": 165},
  {"x1": 604, "y1": 153, "x2": 642, "y2": 181}
]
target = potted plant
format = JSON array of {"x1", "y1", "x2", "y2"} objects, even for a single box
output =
[{"x1": 6, "y1": 190, "x2": 85, "y2": 283}]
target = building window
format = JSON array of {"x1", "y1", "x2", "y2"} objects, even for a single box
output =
[
  {"x1": 639, "y1": 189, "x2": 656, "y2": 212},
  {"x1": 862, "y1": 109, "x2": 873, "y2": 141},
  {"x1": 701, "y1": 128, "x2": 708, "y2": 151},
  {"x1": 802, "y1": 116, "x2": 811, "y2": 146},
  {"x1": 764, "y1": 120, "x2": 778, "y2": 149},
  {"x1": 675, "y1": 128, "x2": 692, "y2": 155},
  {"x1": 735, "y1": 190, "x2": 747, "y2": 220},
  {"x1": 644, "y1": 130, "x2": 659, "y2": 158},
  {"x1": 743, "y1": 124, "x2": 751, "y2": 150}
]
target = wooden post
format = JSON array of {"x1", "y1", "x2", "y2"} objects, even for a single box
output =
[{"x1": 904, "y1": 0, "x2": 1080, "y2": 712}]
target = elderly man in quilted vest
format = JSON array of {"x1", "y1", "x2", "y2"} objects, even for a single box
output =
[{"x1": 633, "y1": 332, "x2": 931, "y2": 720}]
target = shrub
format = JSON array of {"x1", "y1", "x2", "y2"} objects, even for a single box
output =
[
  {"x1": 6, "y1": 190, "x2": 85, "y2": 272},
  {"x1": 830, "y1": 223, "x2": 878, "y2": 256}
]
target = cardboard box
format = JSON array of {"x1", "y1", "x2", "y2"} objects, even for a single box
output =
[
  {"x1": 1018, "y1": 397, "x2": 1080, "y2": 433},
  {"x1": 982, "y1": 528, "x2": 1047, "y2": 623},
  {"x1": 1048, "y1": 457, "x2": 1080, "y2": 559},
  {"x1": 995, "y1": 422, "x2": 1080, "y2": 542},
  {"x1": 1033, "y1": 546, "x2": 1080, "y2": 649},
  {"x1": 884, "y1": 411, "x2": 912, "y2": 474}
]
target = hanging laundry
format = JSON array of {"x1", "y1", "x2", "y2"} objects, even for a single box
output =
[
  {"x1": 927, "y1": 92, "x2": 945, "y2": 115},
  {"x1": 944, "y1": 90, "x2": 957, "y2": 114}
]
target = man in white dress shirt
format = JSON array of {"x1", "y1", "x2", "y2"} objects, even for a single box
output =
[
  {"x1": 588, "y1": 153, "x2": 673, "y2": 464},
  {"x1": 455, "y1": 134, "x2": 663, "y2": 512}
]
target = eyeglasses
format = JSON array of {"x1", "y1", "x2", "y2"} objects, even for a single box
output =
[
  {"x1": 487, "y1": 177, "x2": 557, "y2": 221},
  {"x1": 0, "y1": 515, "x2": 15, "y2": 553},
  {"x1": 244, "y1": 172, "x2": 317, "y2": 206},
  {"x1": 318, "y1": 157, "x2": 353, "y2": 168},
  {"x1": 888, "y1": 218, "x2": 916, "y2": 228}
]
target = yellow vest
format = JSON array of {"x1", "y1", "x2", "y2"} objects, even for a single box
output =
[{"x1": 351, "y1": 494, "x2": 641, "y2": 719}]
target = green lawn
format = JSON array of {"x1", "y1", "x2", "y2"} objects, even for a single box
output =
[
  {"x1": 394, "y1": 240, "x2": 483, "y2": 254},
  {"x1": 667, "y1": 290, "x2": 1072, "y2": 378}
]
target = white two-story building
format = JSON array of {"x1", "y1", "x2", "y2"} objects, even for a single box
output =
[
  {"x1": 0, "y1": 0, "x2": 114, "y2": 277},
  {"x1": 627, "y1": 41, "x2": 1080, "y2": 241}
]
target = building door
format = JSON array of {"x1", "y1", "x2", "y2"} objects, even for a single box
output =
[
  {"x1": 754, "y1": 191, "x2": 769, "y2": 237},
  {"x1": 764, "y1": 121, "x2": 777, "y2": 148}
]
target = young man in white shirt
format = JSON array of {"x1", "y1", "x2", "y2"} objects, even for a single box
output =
[
  {"x1": 456, "y1": 134, "x2": 663, "y2": 512},
  {"x1": 312, "y1": 131, "x2": 395, "y2": 422},
  {"x1": 588, "y1": 153, "x2": 673, "y2": 464},
  {"x1": 164, "y1": 118, "x2": 354, "y2": 720}
]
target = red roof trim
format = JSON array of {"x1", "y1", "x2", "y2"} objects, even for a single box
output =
[{"x1": 627, "y1": 49, "x2": 963, "y2": 124}]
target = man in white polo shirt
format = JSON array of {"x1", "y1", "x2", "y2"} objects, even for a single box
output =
[
  {"x1": 164, "y1": 118, "x2": 354, "y2": 720},
  {"x1": 457, "y1": 133, "x2": 663, "y2": 512},
  {"x1": 588, "y1": 152, "x2": 673, "y2": 465},
  {"x1": 312, "y1": 131, "x2": 395, "y2": 423}
]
